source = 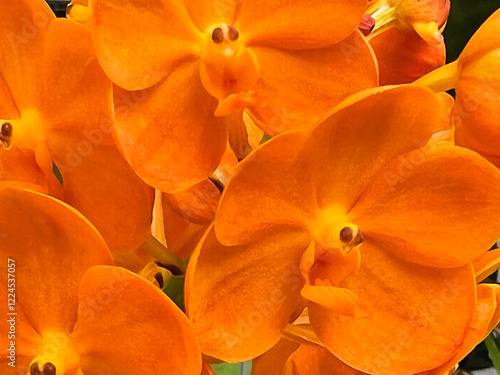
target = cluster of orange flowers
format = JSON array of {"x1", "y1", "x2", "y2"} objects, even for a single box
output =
[{"x1": 1, "y1": 0, "x2": 500, "y2": 374}]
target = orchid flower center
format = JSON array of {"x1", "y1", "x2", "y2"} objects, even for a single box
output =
[
  {"x1": 297, "y1": 208, "x2": 369, "y2": 317},
  {"x1": 1, "y1": 109, "x2": 47, "y2": 151},
  {"x1": 29, "y1": 330, "x2": 80, "y2": 375},
  {"x1": 301, "y1": 207, "x2": 364, "y2": 287},
  {"x1": 199, "y1": 23, "x2": 261, "y2": 115},
  {"x1": 312, "y1": 207, "x2": 363, "y2": 256}
]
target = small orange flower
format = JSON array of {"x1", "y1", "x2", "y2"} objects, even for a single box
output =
[
  {"x1": 365, "y1": 0, "x2": 449, "y2": 84},
  {"x1": 0, "y1": 0, "x2": 153, "y2": 253},
  {"x1": 0, "y1": 186, "x2": 202, "y2": 374},
  {"x1": 88, "y1": 0, "x2": 378, "y2": 192},
  {"x1": 413, "y1": 9, "x2": 500, "y2": 169},
  {"x1": 452, "y1": 9, "x2": 500, "y2": 168},
  {"x1": 186, "y1": 85, "x2": 500, "y2": 374}
]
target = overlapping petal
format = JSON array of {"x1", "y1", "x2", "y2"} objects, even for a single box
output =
[
  {"x1": 351, "y1": 145, "x2": 500, "y2": 268},
  {"x1": 247, "y1": 32, "x2": 378, "y2": 134},
  {"x1": 0, "y1": 187, "x2": 113, "y2": 334},
  {"x1": 47, "y1": 132, "x2": 154, "y2": 252},
  {"x1": 369, "y1": 28, "x2": 445, "y2": 85},
  {"x1": 39, "y1": 19, "x2": 114, "y2": 144},
  {"x1": 418, "y1": 284, "x2": 500, "y2": 375},
  {"x1": 89, "y1": 0, "x2": 201, "y2": 90},
  {"x1": 0, "y1": 0, "x2": 54, "y2": 109},
  {"x1": 234, "y1": 0, "x2": 367, "y2": 49},
  {"x1": 215, "y1": 132, "x2": 313, "y2": 246},
  {"x1": 309, "y1": 242, "x2": 476, "y2": 375},
  {"x1": 162, "y1": 198, "x2": 209, "y2": 260},
  {"x1": 73, "y1": 265, "x2": 202, "y2": 375},
  {"x1": 163, "y1": 179, "x2": 220, "y2": 225},
  {"x1": 302, "y1": 85, "x2": 442, "y2": 210},
  {"x1": 113, "y1": 61, "x2": 228, "y2": 193},
  {"x1": 186, "y1": 226, "x2": 309, "y2": 361}
]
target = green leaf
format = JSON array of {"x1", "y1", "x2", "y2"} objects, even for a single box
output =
[
  {"x1": 484, "y1": 334, "x2": 500, "y2": 374},
  {"x1": 211, "y1": 361, "x2": 252, "y2": 375},
  {"x1": 211, "y1": 363, "x2": 241, "y2": 375}
]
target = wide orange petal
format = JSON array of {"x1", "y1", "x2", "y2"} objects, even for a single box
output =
[
  {"x1": 215, "y1": 131, "x2": 314, "y2": 246},
  {"x1": 283, "y1": 344, "x2": 367, "y2": 375},
  {"x1": 38, "y1": 19, "x2": 114, "y2": 144},
  {"x1": 234, "y1": 0, "x2": 367, "y2": 49},
  {"x1": 247, "y1": 31, "x2": 378, "y2": 135},
  {"x1": 113, "y1": 61, "x2": 228, "y2": 193},
  {"x1": 72, "y1": 265, "x2": 202, "y2": 375},
  {"x1": 252, "y1": 338, "x2": 300, "y2": 375},
  {"x1": 163, "y1": 179, "x2": 220, "y2": 225},
  {"x1": 418, "y1": 284, "x2": 500, "y2": 375},
  {"x1": 47, "y1": 132, "x2": 154, "y2": 253},
  {"x1": 0, "y1": 187, "x2": 113, "y2": 334},
  {"x1": 309, "y1": 242, "x2": 476, "y2": 375},
  {"x1": 303, "y1": 85, "x2": 441, "y2": 211},
  {"x1": 0, "y1": 0, "x2": 55, "y2": 110},
  {"x1": 351, "y1": 144, "x2": 500, "y2": 268},
  {"x1": 89, "y1": 0, "x2": 201, "y2": 90},
  {"x1": 186, "y1": 225, "x2": 309, "y2": 362},
  {"x1": 369, "y1": 28, "x2": 445, "y2": 85}
]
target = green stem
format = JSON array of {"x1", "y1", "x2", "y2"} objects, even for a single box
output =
[{"x1": 485, "y1": 334, "x2": 500, "y2": 374}]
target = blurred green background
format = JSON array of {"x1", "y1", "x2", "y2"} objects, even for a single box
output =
[{"x1": 444, "y1": 0, "x2": 499, "y2": 62}]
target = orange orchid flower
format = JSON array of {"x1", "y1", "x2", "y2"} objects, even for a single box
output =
[
  {"x1": 87, "y1": 0, "x2": 378, "y2": 192},
  {"x1": 186, "y1": 85, "x2": 500, "y2": 374},
  {"x1": 0, "y1": 186, "x2": 202, "y2": 374},
  {"x1": 413, "y1": 8, "x2": 500, "y2": 169},
  {"x1": 365, "y1": 0, "x2": 449, "y2": 84},
  {"x1": 0, "y1": 0, "x2": 154, "y2": 254}
]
